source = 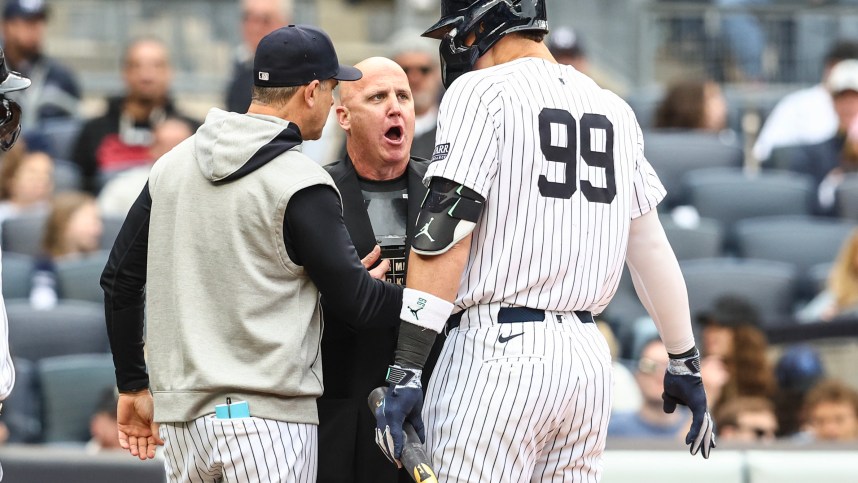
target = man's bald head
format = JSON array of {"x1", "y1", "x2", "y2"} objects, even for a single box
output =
[
  {"x1": 339, "y1": 57, "x2": 408, "y2": 107},
  {"x1": 337, "y1": 57, "x2": 415, "y2": 180}
]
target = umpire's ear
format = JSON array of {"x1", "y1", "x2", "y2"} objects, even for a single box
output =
[{"x1": 336, "y1": 104, "x2": 351, "y2": 133}]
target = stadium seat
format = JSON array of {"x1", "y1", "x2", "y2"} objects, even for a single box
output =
[
  {"x1": 1, "y1": 213, "x2": 49, "y2": 257},
  {"x1": 53, "y1": 159, "x2": 84, "y2": 193},
  {"x1": 808, "y1": 262, "x2": 832, "y2": 294},
  {"x1": 100, "y1": 216, "x2": 125, "y2": 251},
  {"x1": 734, "y1": 216, "x2": 856, "y2": 299},
  {"x1": 38, "y1": 118, "x2": 83, "y2": 162},
  {"x1": 4, "y1": 300, "x2": 108, "y2": 361},
  {"x1": 37, "y1": 354, "x2": 115, "y2": 443},
  {"x1": 0, "y1": 358, "x2": 42, "y2": 443},
  {"x1": 661, "y1": 217, "x2": 724, "y2": 260},
  {"x1": 1, "y1": 252, "x2": 34, "y2": 300},
  {"x1": 683, "y1": 168, "x2": 815, "y2": 249},
  {"x1": 680, "y1": 258, "x2": 798, "y2": 323},
  {"x1": 642, "y1": 131, "x2": 744, "y2": 208},
  {"x1": 56, "y1": 250, "x2": 110, "y2": 303},
  {"x1": 835, "y1": 173, "x2": 858, "y2": 221}
]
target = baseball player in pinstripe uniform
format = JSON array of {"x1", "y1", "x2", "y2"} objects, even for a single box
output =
[{"x1": 371, "y1": 1, "x2": 716, "y2": 481}]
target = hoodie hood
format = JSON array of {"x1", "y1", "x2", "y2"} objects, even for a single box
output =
[{"x1": 195, "y1": 108, "x2": 303, "y2": 183}]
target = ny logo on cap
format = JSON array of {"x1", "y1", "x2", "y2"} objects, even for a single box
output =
[{"x1": 258, "y1": 72, "x2": 270, "y2": 81}]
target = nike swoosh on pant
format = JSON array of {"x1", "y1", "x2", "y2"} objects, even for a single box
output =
[{"x1": 498, "y1": 332, "x2": 524, "y2": 343}]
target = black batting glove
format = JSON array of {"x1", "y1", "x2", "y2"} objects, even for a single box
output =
[{"x1": 663, "y1": 347, "x2": 716, "y2": 459}]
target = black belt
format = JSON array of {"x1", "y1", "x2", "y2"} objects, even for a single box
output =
[{"x1": 446, "y1": 307, "x2": 594, "y2": 330}]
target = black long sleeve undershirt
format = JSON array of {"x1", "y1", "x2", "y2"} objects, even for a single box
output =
[
  {"x1": 283, "y1": 185, "x2": 403, "y2": 328},
  {"x1": 102, "y1": 183, "x2": 403, "y2": 392},
  {"x1": 101, "y1": 185, "x2": 151, "y2": 392}
]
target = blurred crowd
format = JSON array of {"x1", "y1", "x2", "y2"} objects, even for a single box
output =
[{"x1": 0, "y1": 0, "x2": 856, "y2": 454}]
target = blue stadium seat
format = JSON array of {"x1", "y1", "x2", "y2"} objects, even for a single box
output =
[
  {"x1": 4, "y1": 300, "x2": 108, "y2": 361},
  {"x1": 56, "y1": 250, "x2": 110, "y2": 303},
  {"x1": 1, "y1": 214, "x2": 49, "y2": 257},
  {"x1": 1, "y1": 252, "x2": 34, "y2": 300},
  {"x1": 681, "y1": 258, "x2": 798, "y2": 323},
  {"x1": 643, "y1": 131, "x2": 744, "y2": 208},
  {"x1": 37, "y1": 354, "x2": 116, "y2": 443}
]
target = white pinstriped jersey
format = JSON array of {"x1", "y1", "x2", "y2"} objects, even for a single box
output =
[{"x1": 425, "y1": 58, "x2": 665, "y2": 315}]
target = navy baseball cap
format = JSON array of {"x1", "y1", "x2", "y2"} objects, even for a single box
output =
[
  {"x1": 3, "y1": 0, "x2": 48, "y2": 20},
  {"x1": 254, "y1": 24, "x2": 362, "y2": 88}
]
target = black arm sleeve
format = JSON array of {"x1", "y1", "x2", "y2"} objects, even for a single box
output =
[
  {"x1": 100, "y1": 183, "x2": 151, "y2": 392},
  {"x1": 284, "y1": 185, "x2": 403, "y2": 330}
]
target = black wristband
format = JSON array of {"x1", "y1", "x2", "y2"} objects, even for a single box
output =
[
  {"x1": 669, "y1": 347, "x2": 698, "y2": 360},
  {"x1": 394, "y1": 321, "x2": 437, "y2": 369}
]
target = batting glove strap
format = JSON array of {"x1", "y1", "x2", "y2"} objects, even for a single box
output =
[
  {"x1": 667, "y1": 348, "x2": 701, "y2": 376},
  {"x1": 400, "y1": 288, "x2": 453, "y2": 333},
  {"x1": 385, "y1": 365, "x2": 422, "y2": 388}
]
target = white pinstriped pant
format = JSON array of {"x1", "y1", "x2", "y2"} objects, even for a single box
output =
[
  {"x1": 158, "y1": 415, "x2": 317, "y2": 483},
  {"x1": 423, "y1": 310, "x2": 613, "y2": 483}
]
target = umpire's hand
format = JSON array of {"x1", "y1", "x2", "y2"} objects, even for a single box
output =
[
  {"x1": 373, "y1": 366, "x2": 425, "y2": 467},
  {"x1": 662, "y1": 348, "x2": 716, "y2": 459}
]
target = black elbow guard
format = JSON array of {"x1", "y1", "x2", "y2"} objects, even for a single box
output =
[{"x1": 411, "y1": 178, "x2": 485, "y2": 255}]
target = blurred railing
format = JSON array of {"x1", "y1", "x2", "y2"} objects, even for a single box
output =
[{"x1": 639, "y1": 1, "x2": 858, "y2": 88}]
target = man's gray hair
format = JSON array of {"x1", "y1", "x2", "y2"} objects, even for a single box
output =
[{"x1": 251, "y1": 85, "x2": 301, "y2": 106}]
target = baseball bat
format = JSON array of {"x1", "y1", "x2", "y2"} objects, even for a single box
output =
[{"x1": 368, "y1": 387, "x2": 438, "y2": 483}]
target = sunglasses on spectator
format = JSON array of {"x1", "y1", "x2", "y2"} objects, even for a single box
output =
[
  {"x1": 401, "y1": 65, "x2": 434, "y2": 76},
  {"x1": 638, "y1": 357, "x2": 666, "y2": 375}
]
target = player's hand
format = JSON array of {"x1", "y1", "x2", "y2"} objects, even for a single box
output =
[
  {"x1": 373, "y1": 368, "x2": 425, "y2": 467},
  {"x1": 117, "y1": 389, "x2": 163, "y2": 460},
  {"x1": 362, "y1": 245, "x2": 390, "y2": 280},
  {"x1": 662, "y1": 348, "x2": 716, "y2": 459}
]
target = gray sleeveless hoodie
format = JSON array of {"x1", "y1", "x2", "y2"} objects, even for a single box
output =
[{"x1": 145, "y1": 108, "x2": 337, "y2": 424}]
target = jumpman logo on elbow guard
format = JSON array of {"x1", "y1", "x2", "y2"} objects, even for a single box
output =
[{"x1": 416, "y1": 218, "x2": 436, "y2": 242}]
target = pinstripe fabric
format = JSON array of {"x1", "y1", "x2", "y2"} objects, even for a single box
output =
[
  {"x1": 424, "y1": 312, "x2": 612, "y2": 483},
  {"x1": 420, "y1": 57, "x2": 659, "y2": 481},
  {"x1": 425, "y1": 58, "x2": 665, "y2": 317},
  {"x1": 159, "y1": 416, "x2": 317, "y2": 483}
]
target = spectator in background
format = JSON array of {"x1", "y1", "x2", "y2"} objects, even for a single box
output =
[
  {"x1": 546, "y1": 26, "x2": 587, "y2": 74},
  {"x1": 388, "y1": 28, "x2": 442, "y2": 161},
  {"x1": 0, "y1": 142, "x2": 53, "y2": 224},
  {"x1": 86, "y1": 387, "x2": 122, "y2": 454},
  {"x1": 653, "y1": 79, "x2": 728, "y2": 132},
  {"x1": 797, "y1": 229, "x2": 858, "y2": 322},
  {"x1": 97, "y1": 116, "x2": 194, "y2": 218},
  {"x1": 801, "y1": 379, "x2": 858, "y2": 442},
  {"x1": 1, "y1": 0, "x2": 80, "y2": 129},
  {"x1": 71, "y1": 37, "x2": 196, "y2": 193},
  {"x1": 29, "y1": 191, "x2": 103, "y2": 309},
  {"x1": 224, "y1": 0, "x2": 289, "y2": 113},
  {"x1": 698, "y1": 295, "x2": 776, "y2": 410},
  {"x1": 608, "y1": 338, "x2": 689, "y2": 439},
  {"x1": 547, "y1": 26, "x2": 624, "y2": 95},
  {"x1": 773, "y1": 345, "x2": 825, "y2": 437},
  {"x1": 776, "y1": 59, "x2": 858, "y2": 212},
  {"x1": 714, "y1": 0, "x2": 768, "y2": 83},
  {"x1": 715, "y1": 396, "x2": 778, "y2": 443},
  {"x1": 754, "y1": 40, "x2": 858, "y2": 164}
]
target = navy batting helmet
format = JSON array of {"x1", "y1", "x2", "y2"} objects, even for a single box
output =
[
  {"x1": 0, "y1": 48, "x2": 30, "y2": 150},
  {"x1": 423, "y1": 0, "x2": 548, "y2": 88}
]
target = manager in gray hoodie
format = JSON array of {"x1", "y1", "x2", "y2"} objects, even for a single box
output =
[{"x1": 100, "y1": 25, "x2": 403, "y2": 482}]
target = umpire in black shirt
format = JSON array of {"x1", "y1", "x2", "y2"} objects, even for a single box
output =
[{"x1": 318, "y1": 57, "x2": 443, "y2": 483}]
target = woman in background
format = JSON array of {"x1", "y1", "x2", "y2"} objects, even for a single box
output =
[
  {"x1": 654, "y1": 79, "x2": 729, "y2": 132},
  {"x1": 798, "y1": 229, "x2": 858, "y2": 322},
  {"x1": 0, "y1": 144, "x2": 54, "y2": 225},
  {"x1": 29, "y1": 191, "x2": 103, "y2": 309}
]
